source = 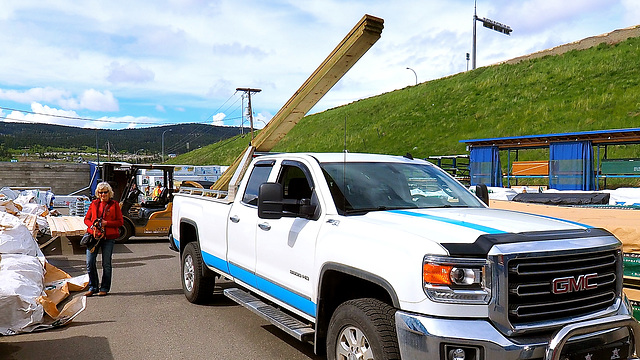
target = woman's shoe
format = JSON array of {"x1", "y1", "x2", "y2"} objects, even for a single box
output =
[
  {"x1": 84, "y1": 291, "x2": 95, "y2": 297},
  {"x1": 97, "y1": 291, "x2": 108, "y2": 296}
]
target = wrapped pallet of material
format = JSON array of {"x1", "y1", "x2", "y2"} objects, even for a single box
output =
[
  {"x1": 0, "y1": 211, "x2": 87, "y2": 335},
  {"x1": 0, "y1": 253, "x2": 46, "y2": 335},
  {"x1": 0, "y1": 212, "x2": 46, "y2": 335}
]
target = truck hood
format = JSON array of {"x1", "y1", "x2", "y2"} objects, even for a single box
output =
[{"x1": 345, "y1": 207, "x2": 589, "y2": 247}]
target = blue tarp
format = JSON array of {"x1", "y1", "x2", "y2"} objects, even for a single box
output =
[
  {"x1": 470, "y1": 146, "x2": 502, "y2": 187},
  {"x1": 89, "y1": 163, "x2": 101, "y2": 196},
  {"x1": 549, "y1": 141, "x2": 594, "y2": 190}
]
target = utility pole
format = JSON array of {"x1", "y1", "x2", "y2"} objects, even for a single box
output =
[{"x1": 236, "y1": 88, "x2": 261, "y2": 141}]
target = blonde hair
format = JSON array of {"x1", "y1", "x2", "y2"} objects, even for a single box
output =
[{"x1": 96, "y1": 182, "x2": 114, "y2": 198}]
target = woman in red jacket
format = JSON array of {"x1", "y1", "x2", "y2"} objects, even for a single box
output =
[{"x1": 84, "y1": 182, "x2": 124, "y2": 297}]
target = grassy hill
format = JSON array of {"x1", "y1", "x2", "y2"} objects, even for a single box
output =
[{"x1": 169, "y1": 36, "x2": 640, "y2": 166}]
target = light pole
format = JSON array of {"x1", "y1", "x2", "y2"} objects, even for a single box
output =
[
  {"x1": 162, "y1": 129, "x2": 172, "y2": 162},
  {"x1": 406, "y1": 67, "x2": 417, "y2": 85},
  {"x1": 135, "y1": 148, "x2": 144, "y2": 164},
  {"x1": 472, "y1": 0, "x2": 512, "y2": 70}
]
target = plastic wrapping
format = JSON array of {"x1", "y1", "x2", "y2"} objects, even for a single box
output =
[
  {"x1": 0, "y1": 211, "x2": 86, "y2": 335},
  {"x1": 0, "y1": 212, "x2": 43, "y2": 257},
  {"x1": 0, "y1": 253, "x2": 45, "y2": 335}
]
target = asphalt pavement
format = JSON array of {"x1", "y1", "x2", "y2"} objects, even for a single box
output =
[{"x1": 0, "y1": 238, "x2": 323, "y2": 360}]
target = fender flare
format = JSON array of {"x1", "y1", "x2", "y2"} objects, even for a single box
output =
[{"x1": 318, "y1": 262, "x2": 400, "y2": 308}]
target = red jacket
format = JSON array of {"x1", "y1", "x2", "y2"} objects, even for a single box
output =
[{"x1": 84, "y1": 199, "x2": 124, "y2": 240}]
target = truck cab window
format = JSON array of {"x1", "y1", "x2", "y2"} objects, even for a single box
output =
[
  {"x1": 242, "y1": 162, "x2": 274, "y2": 206},
  {"x1": 278, "y1": 163, "x2": 317, "y2": 216}
]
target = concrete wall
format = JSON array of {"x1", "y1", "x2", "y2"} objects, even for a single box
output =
[{"x1": 0, "y1": 162, "x2": 91, "y2": 195}]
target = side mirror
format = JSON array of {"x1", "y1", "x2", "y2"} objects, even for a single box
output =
[
  {"x1": 298, "y1": 198, "x2": 318, "y2": 220},
  {"x1": 258, "y1": 183, "x2": 284, "y2": 219},
  {"x1": 475, "y1": 184, "x2": 489, "y2": 206}
]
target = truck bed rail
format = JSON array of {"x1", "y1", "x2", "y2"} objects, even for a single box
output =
[{"x1": 178, "y1": 186, "x2": 230, "y2": 199}]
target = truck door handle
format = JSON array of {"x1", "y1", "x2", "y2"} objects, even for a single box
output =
[
  {"x1": 230, "y1": 215, "x2": 240, "y2": 223},
  {"x1": 258, "y1": 223, "x2": 271, "y2": 231}
]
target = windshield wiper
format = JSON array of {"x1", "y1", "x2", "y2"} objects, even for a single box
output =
[{"x1": 344, "y1": 205, "x2": 418, "y2": 215}]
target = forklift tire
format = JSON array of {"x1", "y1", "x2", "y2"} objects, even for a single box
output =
[{"x1": 115, "y1": 221, "x2": 134, "y2": 243}]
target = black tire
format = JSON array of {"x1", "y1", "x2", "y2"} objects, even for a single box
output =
[
  {"x1": 114, "y1": 221, "x2": 134, "y2": 243},
  {"x1": 181, "y1": 242, "x2": 215, "y2": 304},
  {"x1": 326, "y1": 298, "x2": 400, "y2": 360}
]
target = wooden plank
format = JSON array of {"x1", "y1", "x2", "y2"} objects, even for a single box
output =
[
  {"x1": 46, "y1": 216, "x2": 86, "y2": 237},
  {"x1": 253, "y1": 15, "x2": 383, "y2": 152},
  {"x1": 512, "y1": 161, "x2": 549, "y2": 176},
  {"x1": 46, "y1": 216, "x2": 60, "y2": 237},
  {"x1": 211, "y1": 14, "x2": 384, "y2": 192}
]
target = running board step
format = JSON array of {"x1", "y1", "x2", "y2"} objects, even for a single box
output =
[{"x1": 224, "y1": 288, "x2": 314, "y2": 342}]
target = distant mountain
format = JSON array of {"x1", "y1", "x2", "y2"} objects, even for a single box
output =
[{"x1": 0, "y1": 122, "x2": 245, "y2": 155}]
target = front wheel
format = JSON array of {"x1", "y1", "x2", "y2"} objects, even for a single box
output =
[
  {"x1": 114, "y1": 221, "x2": 133, "y2": 243},
  {"x1": 181, "y1": 242, "x2": 215, "y2": 304},
  {"x1": 327, "y1": 298, "x2": 400, "y2": 360}
]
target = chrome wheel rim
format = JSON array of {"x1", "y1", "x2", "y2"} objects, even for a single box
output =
[
  {"x1": 183, "y1": 254, "x2": 195, "y2": 292},
  {"x1": 336, "y1": 325, "x2": 373, "y2": 360}
]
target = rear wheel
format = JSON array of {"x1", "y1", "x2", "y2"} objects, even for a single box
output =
[
  {"x1": 181, "y1": 242, "x2": 215, "y2": 304},
  {"x1": 327, "y1": 298, "x2": 400, "y2": 360},
  {"x1": 114, "y1": 221, "x2": 133, "y2": 243}
]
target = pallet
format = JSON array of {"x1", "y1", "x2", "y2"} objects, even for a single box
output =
[{"x1": 46, "y1": 216, "x2": 86, "y2": 237}]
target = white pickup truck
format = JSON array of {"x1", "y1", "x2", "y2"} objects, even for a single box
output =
[{"x1": 171, "y1": 152, "x2": 639, "y2": 360}]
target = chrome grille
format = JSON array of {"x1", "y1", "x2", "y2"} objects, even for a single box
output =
[{"x1": 507, "y1": 250, "x2": 618, "y2": 325}]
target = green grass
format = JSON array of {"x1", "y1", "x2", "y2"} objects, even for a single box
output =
[{"x1": 168, "y1": 37, "x2": 640, "y2": 166}]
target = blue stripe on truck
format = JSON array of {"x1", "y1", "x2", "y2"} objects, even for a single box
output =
[
  {"x1": 202, "y1": 250, "x2": 316, "y2": 317},
  {"x1": 201, "y1": 250, "x2": 231, "y2": 275},
  {"x1": 389, "y1": 209, "x2": 506, "y2": 234}
]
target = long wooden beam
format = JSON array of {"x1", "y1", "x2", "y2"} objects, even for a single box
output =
[{"x1": 211, "y1": 14, "x2": 384, "y2": 192}]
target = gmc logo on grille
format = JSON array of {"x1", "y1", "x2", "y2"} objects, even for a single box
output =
[{"x1": 552, "y1": 273, "x2": 598, "y2": 294}]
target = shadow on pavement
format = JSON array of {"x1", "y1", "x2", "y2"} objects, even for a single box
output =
[{"x1": 0, "y1": 335, "x2": 114, "y2": 360}]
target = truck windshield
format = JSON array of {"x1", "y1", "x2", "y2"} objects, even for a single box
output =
[{"x1": 321, "y1": 162, "x2": 484, "y2": 214}]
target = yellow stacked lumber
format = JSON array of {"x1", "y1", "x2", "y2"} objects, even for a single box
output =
[
  {"x1": 17, "y1": 213, "x2": 39, "y2": 238},
  {"x1": 46, "y1": 216, "x2": 86, "y2": 237}
]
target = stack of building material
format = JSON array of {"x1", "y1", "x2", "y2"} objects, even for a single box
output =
[
  {"x1": 0, "y1": 210, "x2": 87, "y2": 335},
  {"x1": 46, "y1": 216, "x2": 86, "y2": 238}
]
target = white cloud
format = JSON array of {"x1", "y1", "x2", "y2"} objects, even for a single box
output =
[
  {"x1": 0, "y1": 102, "x2": 161, "y2": 130},
  {"x1": 107, "y1": 61, "x2": 155, "y2": 84},
  {"x1": 0, "y1": 87, "x2": 119, "y2": 112},
  {"x1": 63, "y1": 89, "x2": 119, "y2": 112},
  {"x1": 2, "y1": 103, "x2": 86, "y2": 128},
  {"x1": 0, "y1": 0, "x2": 636, "y2": 131},
  {"x1": 0, "y1": 87, "x2": 71, "y2": 105},
  {"x1": 211, "y1": 112, "x2": 226, "y2": 126}
]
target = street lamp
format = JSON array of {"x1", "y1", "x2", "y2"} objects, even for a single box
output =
[
  {"x1": 162, "y1": 129, "x2": 172, "y2": 162},
  {"x1": 406, "y1": 67, "x2": 417, "y2": 85},
  {"x1": 472, "y1": 0, "x2": 512, "y2": 70},
  {"x1": 135, "y1": 148, "x2": 144, "y2": 164}
]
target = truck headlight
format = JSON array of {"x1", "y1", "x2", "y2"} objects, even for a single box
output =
[{"x1": 423, "y1": 256, "x2": 491, "y2": 304}]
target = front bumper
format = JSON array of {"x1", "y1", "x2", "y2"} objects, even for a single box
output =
[{"x1": 396, "y1": 306, "x2": 640, "y2": 360}]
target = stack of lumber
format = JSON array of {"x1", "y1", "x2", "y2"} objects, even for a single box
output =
[
  {"x1": 46, "y1": 216, "x2": 86, "y2": 237},
  {"x1": 17, "y1": 213, "x2": 39, "y2": 238}
]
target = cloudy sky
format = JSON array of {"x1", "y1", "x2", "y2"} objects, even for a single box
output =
[{"x1": 0, "y1": 0, "x2": 638, "y2": 131}]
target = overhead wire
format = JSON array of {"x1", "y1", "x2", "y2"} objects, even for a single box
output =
[{"x1": 0, "y1": 90, "x2": 253, "y2": 154}]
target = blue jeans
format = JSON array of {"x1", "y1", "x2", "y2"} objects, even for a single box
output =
[{"x1": 86, "y1": 239, "x2": 115, "y2": 293}]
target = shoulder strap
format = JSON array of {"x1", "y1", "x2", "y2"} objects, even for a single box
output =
[{"x1": 98, "y1": 200, "x2": 111, "y2": 219}]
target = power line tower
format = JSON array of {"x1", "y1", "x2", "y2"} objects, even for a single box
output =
[{"x1": 236, "y1": 87, "x2": 261, "y2": 141}]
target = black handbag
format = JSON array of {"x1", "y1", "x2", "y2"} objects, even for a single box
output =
[{"x1": 80, "y1": 232, "x2": 97, "y2": 247}]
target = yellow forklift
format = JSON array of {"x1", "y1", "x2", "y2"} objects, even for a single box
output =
[{"x1": 98, "y1": 162, "x2": 174, "y2": 243}]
